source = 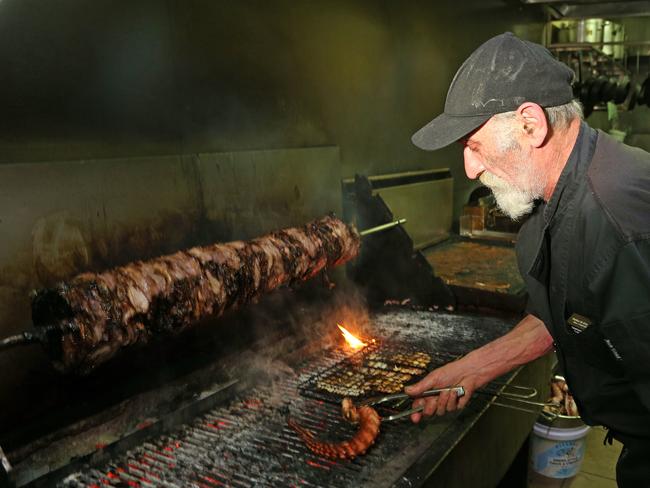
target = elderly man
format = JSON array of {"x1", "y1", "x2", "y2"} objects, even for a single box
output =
[{"x1": 407, "y1": 32, "x2": 650, "y2": 486}]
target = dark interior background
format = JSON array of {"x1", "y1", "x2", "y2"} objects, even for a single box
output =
[
  {"x1": 0, "y1": 0, "x2": 648, "y2": 441},
  {"x1": 0, "y1": 0, "x2": 546, "y2": 167}
]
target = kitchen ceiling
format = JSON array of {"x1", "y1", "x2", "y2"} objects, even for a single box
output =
[{"x1": 520, "y1": 0, "x2": 650, "y2": 18}]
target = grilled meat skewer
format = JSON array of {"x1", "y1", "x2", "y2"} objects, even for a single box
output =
[{"x1": 29, "y1": 215, "x2": 360, "y2": 374}]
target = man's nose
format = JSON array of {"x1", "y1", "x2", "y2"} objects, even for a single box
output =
[{"x1": 463, "y1": 147, "x2": 485, "y2": 179}]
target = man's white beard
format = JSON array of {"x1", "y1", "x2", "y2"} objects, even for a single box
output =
[
  {"x1": 478, "y1": 125, "x2": 546, "y2": 221},
  {"x1": 479, "y1": 171, "x2": 537, "y2": 220}
]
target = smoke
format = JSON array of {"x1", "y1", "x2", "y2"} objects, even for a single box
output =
[
  {"x1": 228, "y1": 277, "x2": 372, "y2": 406},
  {"x1": 279, "y1": 279, "x2": 372, "y2": 352},
  {"x1": 312, "y1": 282, "x2": 371, "y2": 341}
]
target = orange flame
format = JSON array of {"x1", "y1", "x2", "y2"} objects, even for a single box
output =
[{"x1": 337, "y1": 324, "x2": 367, "y2": 349}]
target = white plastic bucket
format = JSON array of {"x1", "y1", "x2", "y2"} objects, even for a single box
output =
[{"x1": 529, "y1": 421, "x2": 590, "y2": 479}]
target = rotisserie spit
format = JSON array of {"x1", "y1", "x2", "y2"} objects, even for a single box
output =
[{"x1": 24, "y1": 215, "x2": 360, "y2": 374}]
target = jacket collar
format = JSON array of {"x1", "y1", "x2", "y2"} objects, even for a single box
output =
[{"x1": 542, "y1": 121, "x2": 598, "y2": 225}]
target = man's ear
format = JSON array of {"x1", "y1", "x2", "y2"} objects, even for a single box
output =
[{"x1": 516, "y1": 102, "x2": 548, "y2": 148}]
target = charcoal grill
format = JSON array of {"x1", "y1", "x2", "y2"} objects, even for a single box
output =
[
  {"x1": 0, "y1": 210, "x2": 553, "y2": 488},
  {"x1": 1, "y1": 303, "x2": 555, "y2": 488},
  {"x1": 298, "y1": 339, "x2": 460, "y2": 406}
]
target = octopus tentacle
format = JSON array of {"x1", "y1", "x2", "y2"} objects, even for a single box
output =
[{"x1": 288, "y1": 398, "x2": 381, "y2": 460}]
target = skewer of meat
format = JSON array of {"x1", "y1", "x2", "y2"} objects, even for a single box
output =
[
  {"x1": 28, "y1": 215, "x2": 360, "y2": 374},
  {"x1": 288, "y1": 398, "x2": 381, "y2": 460}
]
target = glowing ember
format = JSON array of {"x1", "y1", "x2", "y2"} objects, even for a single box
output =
[
  {"x1": 306, "y1": 459, "x2": 331, "y2": 470},
  {"x1": 337, "y1": 324, "x2": 367, "y2": 349}
]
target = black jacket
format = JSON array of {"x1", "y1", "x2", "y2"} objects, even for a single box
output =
[{"x1": 516, "y1": 123, "x2": 650, "y2": 437}]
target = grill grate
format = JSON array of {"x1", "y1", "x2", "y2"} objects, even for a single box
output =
[
  {"x1": 60, "y1": 348, "x2": 383, "y2": 488},
  {"x1": 53, "y1": 310, "x2": 514, "y2": 488},
  {"x1": 298, "y1": 340, "x2": 460, "y2": 406}
]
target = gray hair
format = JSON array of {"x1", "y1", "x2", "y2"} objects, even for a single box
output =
[
  {"x1": 492, "y1": 99, "x2": 583, "y2": 131},
  {"x1": 543, "y1": 99, "x2": 584, "y2": 130}
]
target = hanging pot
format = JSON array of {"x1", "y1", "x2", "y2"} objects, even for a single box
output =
[
  {"x1": 638, "y1": 80, "x2": 647, "y2": 107},
  {"x1": 589, "y1": 77, "x2": 607, "y2": 105},
  {"x1": 572, "y1": 81, "x2": 582, "y2": 99},
  {"x1": 640, "y1": 76, "x2": 650, "y2": 107},
  {"x1": 579, "y1": 78, "x2": 594, "y2": 117},
  {"x1": 613, "y1": 81, "x2": 630, "y2": 105},
  {"x1": 579, "y1": 79, "x2": 592, "y2": 106},
  {"x1": 627, "y1": 83, "x2": 640, "y2": 111},
  {"x1": 602, "y1": 81, "x2": 618, "y2": 103}
]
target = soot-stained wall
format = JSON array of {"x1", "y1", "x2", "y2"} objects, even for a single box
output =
[
  {"x1": 0, "y1": 0, "x2": 545, "y2": 440},
  {"x1": 0, "y1": 0, "x2": 544, "y2": 174}
]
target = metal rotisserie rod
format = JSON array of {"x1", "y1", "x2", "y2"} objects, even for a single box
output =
[
  {"x1": 359, "y1": 219, "x2": 407, "y2": 237},
  {"x1": 29, "y1": 215, "x2": 360, "y2": 374}
]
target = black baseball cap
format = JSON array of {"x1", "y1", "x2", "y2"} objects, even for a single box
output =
[{"x1": 412, "y1": 32, "x2": 575, "y2": 151}]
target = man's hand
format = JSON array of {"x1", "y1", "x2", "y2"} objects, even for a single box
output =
[
  {"x1": 404, "y1": 314, "x2": 554, "y2": 423},
  {"x1": 404, "y1": 356, "x2": 488, "y2": 423}
]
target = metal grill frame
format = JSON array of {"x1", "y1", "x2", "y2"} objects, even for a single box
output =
[
  {"x1": 15, "y1": 309, "x2": 523, "y2": 488},
  {"x1": 298, "y1": 339, "x2": 462, "y2": 408},
  {"x1": 53, "y1": 348, "x2": 388, "y2": 488}
]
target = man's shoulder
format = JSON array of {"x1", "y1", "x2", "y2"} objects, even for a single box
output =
[{"x1": 586, "y1": 130, "x2": 650, "y2": 241}]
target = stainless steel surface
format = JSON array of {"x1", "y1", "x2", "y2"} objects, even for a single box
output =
[
  {"x1": 536, "y1": 412, "x2": 587, "y2": 428},
  {"x1": 385, "y1": 404, "x2": 427, "y2": 421},
  {"x1": 523, "y1": 0, "x2": 650, "y2": 18},
  {"x1": 549, "y1": 40, "x2": 650, "y2": 48},
  {"x1": 0, "y1": 445, "x2": 11, "y2": 477},
  {"x1": 380, "y1": 386, "x2": 464, "y2": 422},
  {"x1": 480, "y1": 383, "x2": 538, "y2": 399},
  {"x1": 459, "y1": 228, "x2": 518, "y2": 242},
  {"x1": 361, "y1": 386, "x2": 466, "y2": 408},
  {"x1": 361, "y1": 386, "x2": 467, "y2": 421},
  {"x1": 373, "y1": 176, "x2": 453, "y2": 251},
  {"x1": 556, "y1": 2, "x2": 650, "y2": 19},
  {"x1": 475, "y1": 382, "x2": 557, "y2": 417},
  {"x1": 343, "y1": 169, "x2": 457, "y2": 310},
  {"x1": 522, "y1": 0, "x2": 633, "y2": 3},
  {"x1": 479, "y1": 378, "x2": 577, "y2": 422},
  {"x1": 366, "y1": 383, "x2": 540, "y2": 422},
  {"x1": 359, "y1": 218, "x2": 407, "y2": 237},
  {"x1": 488, "y1": 398, "x2": 559, "y2": 418}
]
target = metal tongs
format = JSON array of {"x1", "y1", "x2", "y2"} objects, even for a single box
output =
[
  {"x1": 361, "y1": 383, "x2": 544, "y2": 421},
  {"x1": 360, "y1": 386, "x2": 466, "y2": 421}
]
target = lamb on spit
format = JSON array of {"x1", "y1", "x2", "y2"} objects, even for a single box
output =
[{"x1": 29, "y1": 215, "x2": 360, "y2": 374}]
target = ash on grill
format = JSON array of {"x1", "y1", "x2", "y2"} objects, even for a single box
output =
[
  {"x1": 26, "y1": 310, "x2": 514, "y2": 488},
  {"x1": 59, "y1": 345, "x2": 401, "y2": 488},
  {"x1": 56, "y1": 339, "x2": 459, "y2": 487}
]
